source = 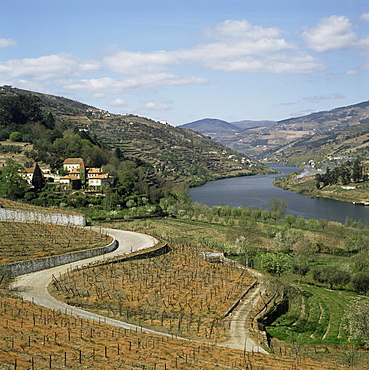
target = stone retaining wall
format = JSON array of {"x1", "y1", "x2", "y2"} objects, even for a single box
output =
[
  {"x1": 93, "y1": 243, "x2": 170, "y2": 267},
  {"x1": 0, "y1": 208, "x2": 86, "y2": 226},
  {"x1": 6, "y1": 239, "x2": 118, "y2": 277}
]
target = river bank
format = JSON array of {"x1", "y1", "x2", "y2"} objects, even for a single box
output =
[
  {"x1": 190, "y1": 165, "x2": 369, "y2": 223},
  {"x1": 273, "y1": 169, "x2": 369, "y2": 204}
]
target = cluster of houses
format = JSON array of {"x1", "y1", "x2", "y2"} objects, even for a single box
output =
[{"x1": 23, "y1": 158, "x2": 113, "y2": 192}]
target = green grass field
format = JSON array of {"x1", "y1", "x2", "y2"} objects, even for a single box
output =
[{"x1": 267, "y1": 284, "x2": 360, "y2": 346}]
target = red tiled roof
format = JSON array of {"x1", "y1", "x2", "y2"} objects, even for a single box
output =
[
  {"x1": 60, "y1": 175, "x2": 80, "y2": 180},
  {"x1": 63, "y1": 158, "x2": 85, "y2": 165}
]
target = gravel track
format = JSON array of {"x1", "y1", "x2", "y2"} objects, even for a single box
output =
[{"x1": 11, "y1": 227, "x2": 268, "y2": 353}]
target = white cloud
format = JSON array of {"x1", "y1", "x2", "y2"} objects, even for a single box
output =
[
  {"x1": 346, "y1": 70, "x2": 359, "y2": 75},
  {"x1": 0, "y1": 19, "x2": 327, "y2": 97},
  {"x1": 102, "y1": 20, "x2": 323, "y2": 76},
  {"x1": 104, "y1": 50, "x2": 178, "y2": 74},
  {"x1": 184, "y1": 20, "x2": 323, "y2": 74},
  {"x1": 204, "y1": 20, "x2": 286, "y2": 42},
  {"x1": 63, "y1": 73, "x2": 208, "y2": 93},
  {"x1": 142, "y1": 101, "x2": 171, "y2": 111},
  {"x1": 92, "y1": 92, "x2": 105, "y2": 98},
  {"x1": 303, "y1": 93, "x2": 345, "y2": 103},
  {"x1": 360, "y1": 13, "x2": 369, "y2": 22},
  {"x1": 0, "y1": 38, "x2": 17, "y2": 48},
  {"x1": 0, "y1": 53, "x2": 77, "y2": 80},
  {"x1": 200, "y1": 49, "x2": 323, "y2": 74},
  {"x1": 301, "y1": 15, "x2": 361, "y2": 53},
  {"x1": 108, "y1": 98, "x2": 127, "y2": 107},
  {"x1": 79, "y1": 60, "x2": 102, "y2": 72}
]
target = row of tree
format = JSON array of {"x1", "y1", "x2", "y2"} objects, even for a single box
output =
[{"x1": 315, "y1": 158, "x2": 366, "y2": 189}]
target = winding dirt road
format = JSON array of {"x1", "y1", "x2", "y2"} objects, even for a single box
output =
[{"x1": 11, "y1": 227, "x2": 268, "y2": 353}]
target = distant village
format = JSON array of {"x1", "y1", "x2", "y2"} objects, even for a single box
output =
[{"x1": 23, "y1": 158, "x2": 114, "y2": 193}]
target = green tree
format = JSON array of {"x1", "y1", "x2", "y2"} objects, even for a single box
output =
[
  {"x1": 273, "y1": 230, "x2": 299, "y2": 253},
  {"x1": 284, "y1": 214, "x2": 295, "y2": 226},
  {"x1": 352, "y1": 158, "x2": 363, "y2": 183},
  {"x1": 250, "y1": 208, "x2": 261, "y2": 220},
  {"x1": 259, "y1": 252, "x2": 291, "y2": 276},
  {"x1": 9, "y1": 131, "x2": 22, "y2": 142},
  {"x1": 269, "y1": 198, "x2": 287, "y2": 220},
  {"x1": 293, "y1": 232, "x2": 318, "y2": 263},
  {"x1": 102, "y1": 189, "x2": 121, "y2": 211},
  {"x1": 345, "y1": 231, "x2": 369, "y2": 254},
  {"x1": 43, "y1": 112, "x2": 55, "y2": 130},
  {"x1": 318, "y1": 218, "x2": 328, "y2": 230},
  {"x1": 292, "y1": 263, "x2": 310, "y2": 283},
  {"x1": 352, "y1": 273, "x2": 369, "y2": 295},
  {"x1": 0, "y1": 159, "x2": 29, "y2": 199},
  {"x1": 344, "y1": 298, "x2": 369, "y2": 347},
  {"x1": 351, "y1": 251, "x2": 369, "y2": 272},
  {"x1": 31, "y1": 163, "x2": 45, "y2": 190},
  {"x1": 0, "y1": 94, "x2": 43, "y2": 125},
  {"x1": 295, "y1": 215, "x2": 306, "y2": 228},
  {"x1": 234, "y1": 235, "x2": 258, "y2": 268},
  {"x1": 312, "y1": 267, "x2": 351, "y2": 289}
]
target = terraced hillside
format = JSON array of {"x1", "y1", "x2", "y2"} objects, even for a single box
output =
[
  {"x1": 89, "y1": 115, "x2": 267, "y2": 184},
  {"x1": 0, "y1": 86, "x2": 269, "y2": 186},
  {"x1": 263, "y1": 120, "x2": 369, "y2": 165},
  {"x1": 0, "y1": 294, "x2": 352, "y2": 370},
  {"x1": 267, "y1": 284, "x2": 358, "y2": 345}
]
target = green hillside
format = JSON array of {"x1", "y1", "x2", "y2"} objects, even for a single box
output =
[
  {"x1": 88, "y1": 115, "x2": 268, "y2": 186},
  {"x1": 263, "y1": 119, "x2": 369, "y2": 166},
  {"x1": 0, "y1": 86, "x2": 268, "y2": 186}
]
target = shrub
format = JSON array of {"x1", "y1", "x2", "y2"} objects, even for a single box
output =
[
  {"x1": 259, "y1": 252, "x2": 291, "y2": 276},
  {"x1": 9, "y1": 131, "x2": 22, "y2": 142},
  {"x1": 352, "y1": 273, "x2": 369, "y2": 295},
  {"x1": 312, "y1": 267, "x2": 351, "y2": 289}
]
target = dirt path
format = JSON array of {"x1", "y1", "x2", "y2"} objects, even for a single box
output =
[
  {"x1": 219, "y1": 266, "x2": 269, "y2": 354},
  {"x1": 11, "y1": 227, "x2": 268, "y2": 353}
]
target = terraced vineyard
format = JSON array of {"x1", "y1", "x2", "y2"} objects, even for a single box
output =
[
  {"x1": 0, "y1": 222, "x2": 111, "y2": 263},
  {"x1": 267, "y1": 284, "x2": 360, "y2": 345},
  {"x1": 88, "y1": 115, "x2": 267, "y2": 185},
  {"x1": 1, "y1": 294, "x2": 354, "y2": 369},
  {"x1": 0, "y1": 197, "x2": 80, "y2": 215},
  {"x1": 51, "y1": 244, "x2": 255, "y2": 342}
]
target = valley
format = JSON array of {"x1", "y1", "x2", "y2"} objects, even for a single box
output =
[
  {"x1": 181, "y1": 100, "x2": 369, "y2": 167},
  {"x1": 0, "y1": 87, "x2": 369, "y2": 369}
]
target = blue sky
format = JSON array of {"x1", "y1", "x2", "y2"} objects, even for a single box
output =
[{"x1": 1, "y1": 0, "x2": 369, "y2": 125}]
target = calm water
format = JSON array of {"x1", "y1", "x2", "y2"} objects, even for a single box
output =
[{"x1": 190, "y1": 165, "x2": 369, "y2": 224}]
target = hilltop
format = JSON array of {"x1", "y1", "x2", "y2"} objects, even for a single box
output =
[
  {"x1": 181, "y1": 101, "x2": 369, "y2": 165},
  {"x1": 262, "y1": 108, "x2": 369, "y2": 165},
  {"x1": 0, "y1": 86, "x2": 268, "y2": 187},
  {"x1": 180, "y1": 118, "x2": 241, "y2": 136}
]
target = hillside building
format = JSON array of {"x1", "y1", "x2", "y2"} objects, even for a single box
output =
[{"x1": 61, "y1": 158, "x2": 113, "y2": 190}]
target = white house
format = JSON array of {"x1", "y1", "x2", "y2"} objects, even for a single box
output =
[{"x1": 63, "y1": 158, "x2": 85, "y2": 172}]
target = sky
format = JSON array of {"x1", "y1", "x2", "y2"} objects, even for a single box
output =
[{"x1": 1, "y1": 0, "x2": 369, "y2": 126}]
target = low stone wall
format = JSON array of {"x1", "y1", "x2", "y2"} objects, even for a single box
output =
[
  {"x1": 6, "y1": 239, "x2": 118, "y2": 277},
  {"x1": 0, "y1": 208, "x2": 86, "y2": 226},
  {"x1": 93, "y1": 243, "x2": 170, "y2": 267}
]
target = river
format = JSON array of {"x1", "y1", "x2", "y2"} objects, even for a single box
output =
[{"x1": 189, "y1": 165, "x2": 369, "y2": 224}]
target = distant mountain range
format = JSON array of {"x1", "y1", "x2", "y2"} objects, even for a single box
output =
[
  {"x1": 180, "y1": 101, "x2": 369, "y2": 164},
  {"x1": 3, "y1": 86, "x2": 369, "y2": 168},
  {"x1": 179, "y1": 118, "x2": 275, "y2": 136}
]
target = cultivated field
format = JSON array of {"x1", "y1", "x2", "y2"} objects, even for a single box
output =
[
  {"x1": 0, "y1": 203, "x2": 367, "y2": 368},
  {"x1": 51, "y1": 244, "x2": 256, "y2": 342},
  {"x1": 0, "y1": 294, "x2": 353, "y2": 370},
  {"x1": 0, "y1": 222, "x2": 112, "y2": 264},
  {"x1": 0, "y1": 197, "x2": 80, "y2": 215}
]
